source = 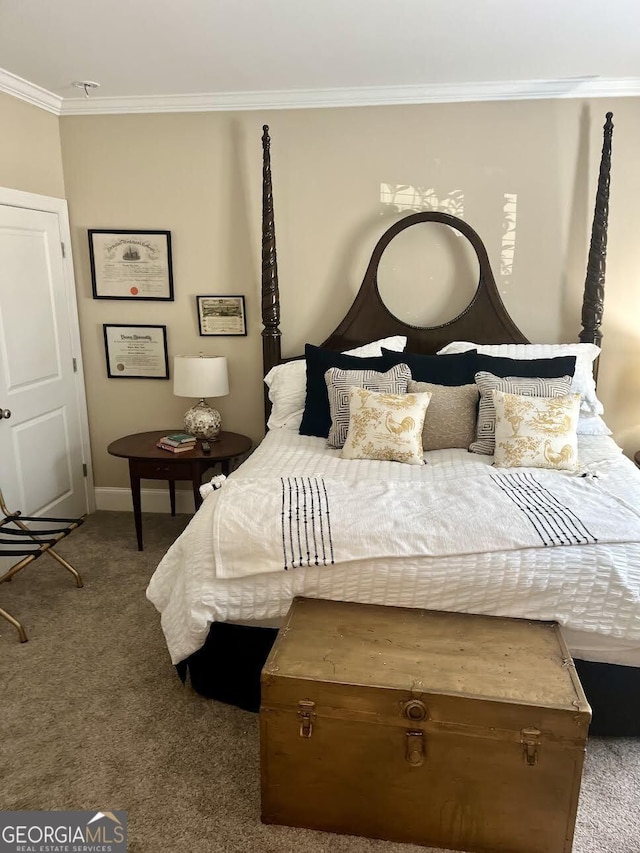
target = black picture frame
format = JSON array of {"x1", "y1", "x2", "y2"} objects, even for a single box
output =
[
  {"x1": 196, "y1": 295, "x2": 247, "y2": 337},
  {"x1": 89, "y1": 229, "x2": 174, "y2": 301},
  {"x1": 103, "y1": 324, "x2": 170, "y2": 379}
]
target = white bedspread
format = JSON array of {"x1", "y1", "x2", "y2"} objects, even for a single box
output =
[{"x1": 147, "y1": 431, "x2": 640, "y2": 665}]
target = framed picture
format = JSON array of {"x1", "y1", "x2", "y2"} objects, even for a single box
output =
[
  {"x1": 196, "y1": 295, "x2": 247, "y2": 336},
  {"x1": 103, "y1": 324, "x2": 169, "y2": 379},
  {"x1": 89, "y1": 230, "x2": 174, "y2": 300}
]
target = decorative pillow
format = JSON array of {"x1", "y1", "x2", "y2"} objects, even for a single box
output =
[
  {"x1": 437, "y1": 341, "x2": 601, "y2": 415},
  {"x1": 381, "y1": 348, "x2": 479, "y2": 385},
  {"x1": 301, "y1": 346, "x2": 391, "y2": 438},
  {"x1": 326, "y1": 364, "x2": 411, "y2": 448},
  {"x1": 407, "y1": 380, "x2": 479, "y2": 451},
  {"x1": 472, "y1": 372, "x2": 573, "y2": 455},
  {"x1": 474, "y1": 353, "x2": 576, "y2": 381},
  {"x1": 493, "y1": 390, "x2": 581, "y2": 470},
  {"x1": 341, "y1": 387, "x2": 431, "y2": 465},
  {"x1": 265, "y1": 336, "x2": 406, "y2": 431}
]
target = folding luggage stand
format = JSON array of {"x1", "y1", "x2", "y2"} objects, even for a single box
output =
[{"x1": 0, "y1": 490, "x2": 85, "y2": 642}]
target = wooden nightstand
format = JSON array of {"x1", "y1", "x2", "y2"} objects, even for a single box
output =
[
  {"x1": 107, "y1": 430, "x2": 252, "y2": 550},
  {"x1": 635, "y1": 451, "x2": 640, "y2": 469}
]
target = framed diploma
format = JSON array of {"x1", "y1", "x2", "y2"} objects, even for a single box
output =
[
  {"x1": 89, "y1": 230, "x2": 174, "y2": 300},
  {"x1": 196, "y1": 295, "x2": 247, "y2": 336},
  {"x1": 103, "y1": 324, "x2": 169, "y2": 379}
]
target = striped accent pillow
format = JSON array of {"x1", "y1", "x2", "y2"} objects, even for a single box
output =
[
  {"x1": 325, "y1": 363, "x2": 411, "y2": 448},
  {"x1": 471, "y1": 372, "x2": 573, "y2": 455}
]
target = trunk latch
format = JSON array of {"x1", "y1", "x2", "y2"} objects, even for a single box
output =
[
  {"x1": 298, "y1": 699, "x2": 316, "y2": 738},
  {"x1": 521, "y1": 727, "x2": 541, "y2": 766},
  {"x1": 406, "y1": 730, "x2": 425, "y2": 767}
]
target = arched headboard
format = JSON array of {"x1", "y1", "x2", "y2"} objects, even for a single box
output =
[{"x1": 261, "y1": 114, "x2": 614, "y2": 422}]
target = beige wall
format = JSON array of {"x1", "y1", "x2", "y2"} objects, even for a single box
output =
[
  {"x1": 0, "y1": 92, "x2": 65, "y2": 197},
  {"x1": 59, "y1": 98, "x2": 640, "y2": 489}
]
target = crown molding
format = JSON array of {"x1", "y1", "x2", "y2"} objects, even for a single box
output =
[
  {"x1": 2, "y1": 67, "x2": 639, "y2": 117},
  {"x1": 58, "y1": 76, "x2": 640, "y2": 115},
  {"x1": 0, "y1": 66, "x2": 62, "y2": 114}
]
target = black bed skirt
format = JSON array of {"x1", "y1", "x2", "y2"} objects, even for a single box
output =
[{"x1": 179, "y1": 622, "x2": 640, "y2": 736}]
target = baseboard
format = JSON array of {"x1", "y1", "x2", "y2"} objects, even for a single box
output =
[{"x1": 94, "y1": 487, "x2": 196, "y2": 514}]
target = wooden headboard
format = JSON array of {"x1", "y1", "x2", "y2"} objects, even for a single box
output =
[{"x1": 261, "y1": 114, "x2": 614, "y2": 422}]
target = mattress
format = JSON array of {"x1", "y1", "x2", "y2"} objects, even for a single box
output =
[{"x1": 147, "y1": 430, "x2": 640, "y2": 667}]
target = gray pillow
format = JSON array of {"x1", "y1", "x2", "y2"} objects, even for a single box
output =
[
  {"x1": 472, "y1": 372, "x2": 573, "y2": 455},
  {"x1": 408, "y1": 380, "x2": 479, "y2": 451},
  {"x1": 325, "y1": 364, "x2": 411, "y2": 448}
]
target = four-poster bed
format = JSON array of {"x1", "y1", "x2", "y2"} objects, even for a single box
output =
[{"x1": 148, "y1": 112, "x2": 640, "y2": 735}]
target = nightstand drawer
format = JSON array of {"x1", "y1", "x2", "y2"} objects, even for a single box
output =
[{"x1": 133, "y1": 459, "x2": 194, "y2": 480}]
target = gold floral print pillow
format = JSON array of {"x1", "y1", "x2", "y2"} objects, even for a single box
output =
[
  {"x1": 341, "y1": 387, "x2": 431, "y2": 465},
  {"x1": 492, "y1": 390, "x2": 581, "y2": 471}
]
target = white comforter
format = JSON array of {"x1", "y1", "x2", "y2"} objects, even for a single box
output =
[{"x1": 147, "y1": 431, "x2": 640, "y2": 665}]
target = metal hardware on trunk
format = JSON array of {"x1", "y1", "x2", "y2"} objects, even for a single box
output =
[
  {"x1": 402, "y1": 699, "x2": 428, "y2": 722},
  {"x1": 0, "y1": 409, "x2": 11, "y2": 420},
  {"x1": 521, "y1": 727, "x2": 541, "y2": 766},
  {"x1": 406, "y1": 730, "x2": 425, "y2": 767},
  {"x1": 298, "y1": 699, "x2": 316, "y2": 738}
]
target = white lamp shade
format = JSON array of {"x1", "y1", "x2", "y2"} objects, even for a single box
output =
[{"x1": 173, "y1": 355, "x2": 229, "y2": 398}]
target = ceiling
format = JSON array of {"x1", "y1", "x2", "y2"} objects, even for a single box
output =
[{"x1": 1, "y1": 0, "x2": 639, "y2": 115}]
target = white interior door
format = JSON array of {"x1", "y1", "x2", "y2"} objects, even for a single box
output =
[{"x1": 0, "y1": 200, "x2": 89, "y2": 518}]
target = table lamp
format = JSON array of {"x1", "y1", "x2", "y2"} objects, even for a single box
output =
[{"x1": 173, "y1": 355, "x2": 229, "y2": 440}]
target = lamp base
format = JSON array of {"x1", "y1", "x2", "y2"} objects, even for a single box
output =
[{"x1": 183, "y1": 399, "x2": 222, "y2": 441}]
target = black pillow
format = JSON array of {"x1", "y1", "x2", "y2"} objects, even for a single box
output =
[
  {"x1": 474, "y1": 352, "x2": 576, "y2": 380},
  {"x1": 381, "y1": 348, "x2": 577, "y2": 383},
  {"x1": 299, "y1": 345, "x2": 391, "y2": 438},
  {"x1": 380, "y1": 348, "x2": 479, "y2": 385}
]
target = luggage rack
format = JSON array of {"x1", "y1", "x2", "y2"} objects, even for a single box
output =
[{"x1": 0, "y1": 490, "x2": 85, "y2": 643}]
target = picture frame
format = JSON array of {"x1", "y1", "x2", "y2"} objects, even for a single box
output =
[
  {"x1": 196, "y1": 295, "x2": 247, "y2": 337},
  {"x1": 89, "y1": 229, "x2": 174, "y2": 301},
  {"x1": 103, "y1": 324, "x2": 169, "y2": 379}
]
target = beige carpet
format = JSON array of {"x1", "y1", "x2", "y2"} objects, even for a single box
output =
[{"x1": 1, "y1": 511, "x2": 639, "y2": 853}]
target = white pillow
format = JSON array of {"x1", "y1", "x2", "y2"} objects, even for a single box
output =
[
  {"x1": 264, "y1": 336, "x2": 407, "y2": 430},
  {"x1": 437, "y1": 341, "x2": 603, "y2": 416},
  {"x1": 576, "y1": 414, "x2": 612, "y2": 436}
]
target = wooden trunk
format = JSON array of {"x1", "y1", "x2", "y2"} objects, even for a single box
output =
[{"x1": 260, "y1": 598, "x2": 591, "y2": 853}]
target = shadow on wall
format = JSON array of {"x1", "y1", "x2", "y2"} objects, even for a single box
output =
[
  {"x1": 229, "y1": 118, "x2": 258, "y2": 303},
  {"x1": 560, "y1": 104, "x2": 591, "y2": 342},
  {"x1": 600, "y1": 320, "x2": 640, "y2": 457}
]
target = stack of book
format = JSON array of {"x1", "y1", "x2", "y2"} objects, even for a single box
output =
[{"x1": 156, "y1": 433, "x2": 197, "y2": 453}]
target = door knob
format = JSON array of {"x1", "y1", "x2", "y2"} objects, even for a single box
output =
[{"x1": 0, "y1": 409, "x2": 11, "y2": 419}]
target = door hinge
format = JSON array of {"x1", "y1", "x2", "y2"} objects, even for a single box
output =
[
  {"x1": 61, "y1": 242, "x2": 66, "y2": 258},
  {"x1": 72, "y1": 357, "x2": 78, "y2": 373},
  {"x1": 298, "y1": 699, "x2": 316, "y2": 738},
  {"x1": 82, "y1": 463, "x2": 88, "y2": 477},
  {"x1": 521, "y1": 727, "x2": 541, "y2": 766}
]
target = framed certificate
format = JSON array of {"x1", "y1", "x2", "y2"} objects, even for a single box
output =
[
  {"x1": 196, "y1": 295, "x2": 247, "y2": 336},
  {"x1": 89, "y1": 230, "x2": 174, "y2": 300},
  {"x1": 103, "y1": 324, "x2": 169, "y2": 379}
]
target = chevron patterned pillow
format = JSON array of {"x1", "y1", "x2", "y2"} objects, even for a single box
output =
[
  {"x1": 472, "y1": 372, "x2": 573, "y2": 455},
  {"x1": 325, "y1": 363, "x2": 411, "y2": 448}
]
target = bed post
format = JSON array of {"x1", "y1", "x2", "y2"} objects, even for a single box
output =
[
  {"x1": 579, "y1": 112, "x2": 614, "y2": 374},
  {"x1": 261, "y1": 125, "x2": 282, "y2": 424}
]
